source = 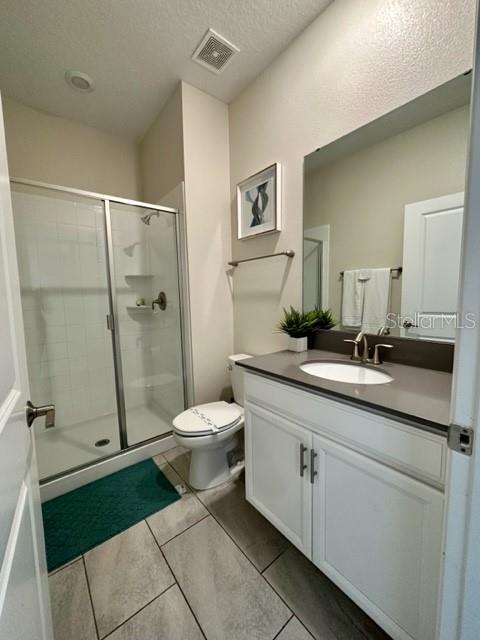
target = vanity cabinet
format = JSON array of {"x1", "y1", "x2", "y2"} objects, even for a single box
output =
[
  {"x1": 245, "y1": 402, "x2": 313, "y2": 556},
  {"x1": 244, "y1": 372, "x2": 446, "y2": 640}
]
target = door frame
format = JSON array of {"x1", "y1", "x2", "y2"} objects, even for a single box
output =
[
  {"x1": 438, "y1": 3, "x2": 480, "y2": 638},
  {"x1": 303, "y1": 223, "x2": 330, "y2": 309}
]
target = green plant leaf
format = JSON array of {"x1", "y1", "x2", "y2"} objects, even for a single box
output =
[{"x1": 276, "y1": 305, "x2": 336, "y2": 337}]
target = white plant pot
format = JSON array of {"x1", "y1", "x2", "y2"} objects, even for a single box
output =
[{"x1": 288, "y1": 336, "x2": 308, "y2": 352}]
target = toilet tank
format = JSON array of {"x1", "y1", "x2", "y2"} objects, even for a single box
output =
[{"x1": 228, "y1": 354, "x2": 252, "y2": 406}]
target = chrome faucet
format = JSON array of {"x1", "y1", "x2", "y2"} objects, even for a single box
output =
[
  {"x1": 344, "y1": 331, "x2": 369, "y2": 363},
  {"x1": 372, "y1": 343, "x2": 394, "y2": 365}
]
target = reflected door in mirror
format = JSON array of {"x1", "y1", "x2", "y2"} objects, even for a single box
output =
[{"x1": 401, "y1": 192, "x2": 463, "y2": 341}]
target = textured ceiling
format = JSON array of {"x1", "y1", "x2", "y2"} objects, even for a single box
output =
[{"x1": 0, "y1": 0, "x2": 332, "y2": 140}]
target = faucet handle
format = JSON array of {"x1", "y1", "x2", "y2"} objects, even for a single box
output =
[
  {"x1": 373, "y1": 343, "x2": 393, "y2": 365},
  {"x1": 344, "y1": 338, "x2": 360, "y2": 361}
]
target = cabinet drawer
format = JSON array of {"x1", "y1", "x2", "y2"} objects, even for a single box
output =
[{"x1": 245, "y1": 372, "x2": 446, "y2": 488}]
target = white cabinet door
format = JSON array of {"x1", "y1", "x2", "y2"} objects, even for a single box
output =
[
  {"x1": 245, "y1": 402, "x2": 313, "y2": 556},
  {"x1": 311, "y1": 433, "x2": 443, "y2": 640}
]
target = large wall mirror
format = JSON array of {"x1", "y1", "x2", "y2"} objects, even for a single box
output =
[{"x1": 303, "y1": 73, "x2": 471, "y2": 343}]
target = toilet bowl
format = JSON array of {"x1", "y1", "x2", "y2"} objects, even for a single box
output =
[{"x1": 172, "y1": 354, "x2": 251, "y2": 490}]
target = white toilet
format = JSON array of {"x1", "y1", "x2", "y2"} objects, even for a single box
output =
[{"x1": 172, "y1": 354, "x2": 252, "y2": 490}]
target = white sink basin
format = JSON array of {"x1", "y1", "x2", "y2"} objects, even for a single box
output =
[{"x1": 299, "y1": 361, "x2": 393, "y2": 385}]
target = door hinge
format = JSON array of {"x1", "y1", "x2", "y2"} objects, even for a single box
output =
[
  {"x1": 106, "y1": 314, "x2": 114, "y2": 331},
  {"x1": 448, "y1": 424, "x2": 474, "y2": 456}
]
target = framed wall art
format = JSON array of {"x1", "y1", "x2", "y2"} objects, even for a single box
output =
[{"x1": 236, "y1": 163, "x2": 281, "y2": 239}]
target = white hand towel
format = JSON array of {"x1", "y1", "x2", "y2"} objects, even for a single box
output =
[
  {"x1": 361, "y1": 268, "x2": 391, "y2": 333},
  {"x1": 342, "y1": 270, "x2": 363, "y2": 327}
]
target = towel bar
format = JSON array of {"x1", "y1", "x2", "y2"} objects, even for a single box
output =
[
  {"x1": 339, "y1": 267, "x2": 402, "y2": 278},
  {"x1": 229, "y1": 250, "x2": 295, "y2": 267}
]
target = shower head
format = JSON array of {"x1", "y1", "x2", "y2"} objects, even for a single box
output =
[{"x1": 140, "y1": 211, "x2": 160, "y2": 225}]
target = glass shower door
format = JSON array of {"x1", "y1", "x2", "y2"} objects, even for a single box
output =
[
  {"x1": 108, "y1": 202, "x2": 185, "y2": 446},
  {"x1": 12, "y1": 184, "x2": 120, "y2": 479}
]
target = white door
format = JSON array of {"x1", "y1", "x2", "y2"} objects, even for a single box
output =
[
  {"x1": 311, "y1": 433, "x2": 444, "y2": 640},
  {"x1": 0, "y1": 96, "x2": 53, "y2": 639},
  {"x1": 244, "y1": 402, "x2": 312, "y2": 556},
  {"x1": 437, "y1": 12, "x2": 480, "y2": 638},
  {"x1": 401, "y1": 193, "x2": 464, "y2": 341}
]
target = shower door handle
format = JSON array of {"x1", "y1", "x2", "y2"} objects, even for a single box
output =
[{"x1": 26, "y1": 401, "x2": 56, "y2": 429}]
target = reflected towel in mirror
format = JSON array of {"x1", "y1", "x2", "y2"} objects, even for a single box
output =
[
  {"x1": 360, "y1": 268, "x2": 391, "y2": 333},
  {"x1": 341, "y1": 269, "x2": 364, "y2": 327}
]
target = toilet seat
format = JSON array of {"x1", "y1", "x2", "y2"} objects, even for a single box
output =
[{"x1": 173, "y1": 401, "x2": 243, "y2": 437}]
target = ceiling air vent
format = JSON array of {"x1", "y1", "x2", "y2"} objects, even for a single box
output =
[{"x1": 192, "y1": 29, "x2": 239, "y2": 74}]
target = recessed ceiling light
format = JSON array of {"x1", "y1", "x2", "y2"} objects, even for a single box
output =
[{"x1": 65, "y1": 70, "x2": 95, "y2": 92}]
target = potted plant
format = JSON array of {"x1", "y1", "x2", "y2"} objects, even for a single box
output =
[
  {"x1": 311, "y1": 306, "x2": 335, "y2": 331},
  {"x1": 278, "y1": 306, "x2": 335, "y2": 352}
]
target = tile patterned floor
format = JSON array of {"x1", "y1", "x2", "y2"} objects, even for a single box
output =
[{"x1": 48, "y1": 446, "x2": 392, "y2": 640}]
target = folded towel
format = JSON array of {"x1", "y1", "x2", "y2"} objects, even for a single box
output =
[
  {"x1": 342, "y1": 270, "x2": 363, "y2": 327},
  {"x1": 361, "y1": 268, "x2": 391, "y2": 333}
]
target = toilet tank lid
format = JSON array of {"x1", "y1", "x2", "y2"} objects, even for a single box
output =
[{"x1": 228, "y1": 353, "x2": 252, "y2": 363}]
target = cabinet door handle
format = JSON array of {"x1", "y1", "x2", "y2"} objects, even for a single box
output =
[
  {"x1": 299, "y1": 444, "x2": 308, "y2": 477},
  {"x1": 310, "y1": 449, "x2": 318, "y2": 484}
]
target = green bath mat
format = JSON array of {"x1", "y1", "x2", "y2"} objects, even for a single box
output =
[{"x1": 42, "y1": 459, "x2": 180, "y2": 572}]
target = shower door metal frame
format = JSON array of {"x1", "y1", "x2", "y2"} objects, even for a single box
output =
[
  {"x1": 103, "y1": 199, "x2": 128, "y2": 449},
  {"x1": 10, "y1": 177, "x2": 189, "y2": 477},
  {"x1": 10, "y1": 177, "x2": 176, "y2": 213}
]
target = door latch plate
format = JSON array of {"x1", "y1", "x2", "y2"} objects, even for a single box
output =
[{"x1": 448, "y1": 424, "x2": 474, "y2": 456}]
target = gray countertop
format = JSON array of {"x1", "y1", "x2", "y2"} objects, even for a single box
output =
[{"x1": 238, "y1": 349, "x2": 452, "y2": 436}]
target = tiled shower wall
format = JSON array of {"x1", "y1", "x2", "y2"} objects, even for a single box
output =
[
  {"x1": 12, "y1": 187, "x2": 185, "y2": 444},
  {"x1": 12, "y1": 188, "x2": 117, "y2": 429},
  {"x1": 111, "y1": 205, "x2": 184, "y2": 428},
  {"x1": 148, "y1": 214, "x2": 185, "y2": 419}
]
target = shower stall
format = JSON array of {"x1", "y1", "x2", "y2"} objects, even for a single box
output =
[{"x1": 10, "y1": 179, "x2": 189, "y2": 484}]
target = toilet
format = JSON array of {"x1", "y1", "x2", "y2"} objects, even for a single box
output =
[{"x1": 172, "y1": 354, "x2": 252, "y2": 490}]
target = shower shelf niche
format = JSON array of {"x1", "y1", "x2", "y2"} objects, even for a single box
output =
[
  {"x1": 126, "y1": 305, "x2": 154, "y2": 311},
  {"x1": 125, "y1": 273, "x2": 154, "y2": 278}
]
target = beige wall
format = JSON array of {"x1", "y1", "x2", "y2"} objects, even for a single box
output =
[
  {"x1": 304, "y1": 105, "x2": 470, "y2": 325},
  {"x1": 140, "y1": 85, "x2": 184, "y2": 203},
  {"x1": 181, "y1": 82, "x2": 234, "y2": 404},
  {"x1": 229, "y1": 0, "x2": 476, "y2": 354},
  {"x1": 139, "y1": 82, "x2": 234, "y2": 404},
  {"x1": 3, "y1": 97, "x2": 140, "y2": 198}
]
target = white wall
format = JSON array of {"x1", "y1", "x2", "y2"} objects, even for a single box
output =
[
  {"x1": 181, "y1": 82, "x2": 234, "y2": 404},
  {"x1": 3, "y1": 98, "x2": 140, "y2": 199},
  {"x1": 140, "y1": 85, "x2": 184, "y2": 204},
  {"x1": 229, "y1": 0, "x2": 476, "y2": 354}
]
